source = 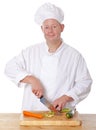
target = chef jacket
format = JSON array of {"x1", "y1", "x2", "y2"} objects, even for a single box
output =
[{"x1": 5, "y1": 42, "x2": 92, "y2": 111}]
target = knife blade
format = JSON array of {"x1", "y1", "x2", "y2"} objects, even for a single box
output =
[{"x1": 40, "y1": 96, "x2": 59, "y2": 114}]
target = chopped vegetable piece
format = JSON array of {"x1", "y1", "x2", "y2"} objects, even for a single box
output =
[
  {"x1": 61, "y1": 108, "x2": 71, "y2": 113},
  {"x1": 44, "y1": 111, "x2": 54, "y2": 117},
  {"x1": 23, "y1": 111, "x2": 43, "y2": 119}
]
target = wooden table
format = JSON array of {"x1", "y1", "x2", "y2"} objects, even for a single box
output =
[{"x1": 0, "y1": 113, "x2": 96, "y2": 130}]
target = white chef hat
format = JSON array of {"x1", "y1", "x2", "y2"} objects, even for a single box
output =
[{"x1": 34, "y1": 3, "x2": 64, "y2": 25}]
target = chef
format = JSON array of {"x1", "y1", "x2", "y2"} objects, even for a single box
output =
[{"x1": 5, "y1": 3, "x2": 92, "y2": 111}]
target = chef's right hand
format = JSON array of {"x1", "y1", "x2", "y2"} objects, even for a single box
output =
[
  {"x1": 20, "y1": 75, "x2": 44, "y2": 98},
  {"x1": 31, "y1": 77, "x2": 44, "y2": 98}
]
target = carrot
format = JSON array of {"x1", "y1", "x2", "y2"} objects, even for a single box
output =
[{"x1": 23, "y1": 110, "x2": 43, "y2": 119}]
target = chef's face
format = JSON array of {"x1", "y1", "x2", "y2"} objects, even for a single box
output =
[{"x1": 41, "y1": 19, "x2": 64, "y2": 42}]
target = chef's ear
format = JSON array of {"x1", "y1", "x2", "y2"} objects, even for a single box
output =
[
  {"x1": 41, "y1": 26, "x2": 44, "y2": 32},
  {"x1": 61, "y1": 24, "x2": 64, "y2": 32}
]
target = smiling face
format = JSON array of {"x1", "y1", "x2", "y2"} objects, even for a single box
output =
[{"x1": 41, "y1": 19, "x2": 64, "y2": 43}]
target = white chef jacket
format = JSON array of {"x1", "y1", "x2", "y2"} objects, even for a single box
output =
[{"x1": 5, "y1": 41, "x2": 92, "y2": 111}]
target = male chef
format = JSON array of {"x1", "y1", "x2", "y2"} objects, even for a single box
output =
[{"x1": 5, "y1": 3, "x2": 92, "y2": 111}]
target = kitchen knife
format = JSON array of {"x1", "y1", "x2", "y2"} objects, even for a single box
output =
[{"x1": 40, "y1": 96, "x2": 59, "y2": 114}]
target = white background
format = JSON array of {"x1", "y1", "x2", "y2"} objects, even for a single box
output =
[{"x1": 0, "y1": 0, "x2": 96, "y2": 113}]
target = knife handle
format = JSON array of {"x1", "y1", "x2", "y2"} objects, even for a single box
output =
[{"x1": 40, "y1": 95, "x2": 43, "y2": 99}]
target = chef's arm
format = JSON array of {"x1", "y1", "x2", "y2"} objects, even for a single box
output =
[
  {"x1": 54, "y1": 55, "x2": 92, "y2": 110},
  {"x1": 20, "y1": 75, "x2": 44, "y2": 98},
  {"x1": 5, "y1": 59, "x2": 44, "y2": 98},
  {"x1": 5, "y1": 48, "x2": 44, "y2": 97},
  {"x1": 64, "y1": 56, "x2": 92, "y2": 106}
]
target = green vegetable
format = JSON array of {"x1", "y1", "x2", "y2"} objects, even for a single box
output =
[
  {"x1": 44, "y1": 111, "x2": 54, "y2": 117},
  {"x1": 61, "y1": 108, "x2": 71, "y2": 113},
  {"x1": 66, "y1": 112, "x2": 73, "y2": 119}
]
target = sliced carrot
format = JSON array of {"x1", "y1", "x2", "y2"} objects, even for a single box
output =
[{"x1": 23, "y1": 110, "x2": 43, "y2": 119}]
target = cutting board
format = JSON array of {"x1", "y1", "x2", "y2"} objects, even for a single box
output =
[{"x1": 20, "y1": 111, "x2": 81, "y2": 126}]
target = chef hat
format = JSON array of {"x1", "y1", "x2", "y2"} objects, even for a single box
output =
[{"x1": 34, "y1": 3, "x2": 64, "y2": 25}]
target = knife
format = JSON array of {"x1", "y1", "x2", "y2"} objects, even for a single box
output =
[{"x1": 40, "y1": 96, "x2": 60, "y2": 114}]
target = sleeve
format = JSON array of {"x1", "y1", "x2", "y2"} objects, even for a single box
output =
[
  {"x1": 4, "y1": 48, "x2": 32, "y2": 86},
  {"x1": 65, "y1": 54, "x2": 93, "y2": 106}
]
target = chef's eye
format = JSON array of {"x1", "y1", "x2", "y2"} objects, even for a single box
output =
[{"x1": 53, "y1": 25, "x2": 57, "y2": 29}]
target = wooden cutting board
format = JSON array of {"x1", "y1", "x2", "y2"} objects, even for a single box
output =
[{"x1": 20, "y1": 111, "x2": 81, "y2": 126}]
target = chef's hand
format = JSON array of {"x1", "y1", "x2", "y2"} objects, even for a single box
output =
[
  {"x1": 20, "y1": 75, "x2": 44, "y2": 98},
  {"x1": 53, "y1": 95, "x2": 74, "y2": 111},
  {"x1": 32, "y1": 78, "x2": 44, "y2": 98}
]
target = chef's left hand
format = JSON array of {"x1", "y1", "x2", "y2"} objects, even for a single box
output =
[{"x1": 53, "y1": 95, "x2": 74, "y2": 111}]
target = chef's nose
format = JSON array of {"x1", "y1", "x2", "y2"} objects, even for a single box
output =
[{"x1": 48, "y1": 27, "x2": 53, "y2": 33}]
